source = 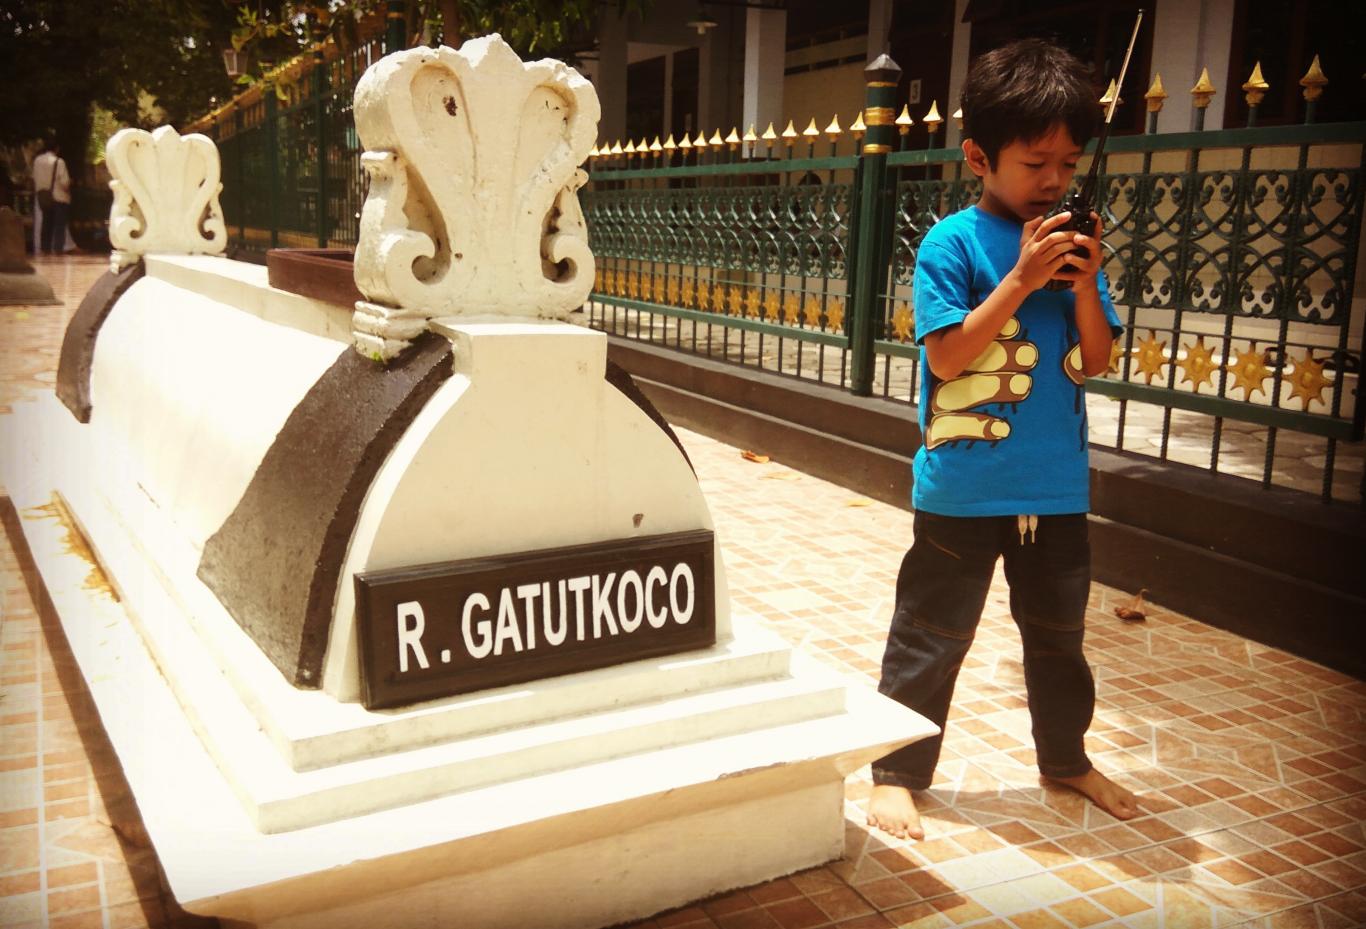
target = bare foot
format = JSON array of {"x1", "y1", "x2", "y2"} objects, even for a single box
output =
[
  {"x1": 867, "y1": 784, "x2": 925, "y2": 840},
  {"x1": 1046, "y1": 768, "x2": 1140, "y2": 820}
]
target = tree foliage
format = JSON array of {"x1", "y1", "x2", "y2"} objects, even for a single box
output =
[
  {"x1": 0, "y1": 0, "x2": 646, "y2": 180},
  {"x1": 0, "y1": 0, "x2": 240, "y2": 177}
]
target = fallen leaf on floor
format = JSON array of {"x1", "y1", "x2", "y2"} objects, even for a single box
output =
[
  {"x1": 846, "y1": 498, "x2": 874, "y2": 507},
  {"x1": 762, "y1": 471, "x2": 800, "y2": 481},
  {"x1": 741, "y1": 450, "x2": 770, "y2": 463},
  {"x1": 1114, "y1": 588, "x2": 1149, "y2": 622}
]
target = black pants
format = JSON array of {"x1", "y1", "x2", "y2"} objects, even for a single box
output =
[
  {"x1": 40, "y1": 201, "x2": 68, "y2": 253},
  {"x1": 873, "y1": 510, "x2": 1095, "y2": 789}
]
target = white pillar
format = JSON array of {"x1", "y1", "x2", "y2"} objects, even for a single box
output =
[
  {"x1": 1150, "y1": 0, "x2": 1234, "y2": 132},
  {"x1": 742, "y1": 7, "x2": 787, "y2": 140},
  {"x1": 867, "y1": 0, "x2": 892, "y2": 61},
  {"x1": 946, "y1": 0, "x2": 972, "y2": 147}
]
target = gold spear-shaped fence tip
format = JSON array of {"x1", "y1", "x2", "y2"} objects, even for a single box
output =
[
  {"x1": 1100, "y1": 78, "x2": 1123, "y2": 107},
  {"x1": 693, "y1": 130, "x2": 708, "y2": 147},
  {"x1": 709, "y1": 128, "x2": 725, "y2": 145},
  {"x1": 951, "y1": 105, "x2": 963, "y2": 128},
  {"x1": 1145, "y1": 73, "x2": 1169, "y2": 112},
  {"x1": 851, "y1": 111, "x2": 866, "y2": 134},
  {"x1": 896, "y1": 104, "x2": 913, "y2": 132},
  {"x1": 663, "y1": 134, "x2": 677, "y2": 150},
  {"x1": 1300, "y1": 54, "x2": 1328, "y2": 101},
  {"x1": 589, "y1": 145, "x2": 600, "y2": 157},
  {"x1": 923, "y1": 100, "x2": 943, "y2": 129},
  {"x1": 825, "y1": 114, "x2": 842, "y2": 138},
  {"x1": 1191, "y1": 67, "x2": 1217, "y2": 108},
  {"x1": 725, "y1": 126, "x2": 741, "y2": 144},
  {"x1": 1243, "y1": 61, "x2": 1269, "y2": 107},
  {"x1": 624, "y1": 139, "x2": 636, "y2": 154},
  {"x1": 611, "y1": 140, "x2": 623, "y2": 155},
  {"x1": 762, "y1": 122, "x2": 778, "y2": 140},
  {"x1": 781, "y1": 119, "x2": 798, "y2": 139},
  {"x1": 679, "y1": 133, "x2": 693, "y2": 149},
  {"x1": 638, "y1": 138, "x2": 650, "y2": 153},
  {"x1": 650, "y1": 136, "x2": 663, "y2": 152},
  {"x1": 803, "y1": 117, "x2": 820, "y2": 136},
  {"x1": 743, "y1": 124, "x2": 758, "y2": 142}
]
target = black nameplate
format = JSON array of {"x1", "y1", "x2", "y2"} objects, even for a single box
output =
[{"x1": 355, "y1": 530, "x2": 716, "y2": 709}]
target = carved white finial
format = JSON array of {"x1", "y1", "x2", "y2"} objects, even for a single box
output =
[
  {"x1": 106, "y1": 126, "x2": 227, "y2": 271},
  {"x1": 351, "y1": 34, "x2": 601, "y2": 360}
]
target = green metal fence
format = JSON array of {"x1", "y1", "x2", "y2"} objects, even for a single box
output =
[
  {"x1": 190, "y1": 42, "x2": 1364, "y2": 505},
  {"x1": 582, "y1": 78, "x2": 1365, "y2": 505}
]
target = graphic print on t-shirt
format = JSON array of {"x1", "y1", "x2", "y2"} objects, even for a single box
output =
[{"x1": 926, "y1": 315, "x2": 1038, "y2": 450}]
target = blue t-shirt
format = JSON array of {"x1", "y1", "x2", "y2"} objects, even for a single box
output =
[{"x1": 911, "y1": 206, "x2": 1122, "y2": 517}]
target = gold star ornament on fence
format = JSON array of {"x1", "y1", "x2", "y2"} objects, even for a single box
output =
[
  {"x1": 1134, "y1": 331, "x2": 1169, "y2": 383},
  {"x1": 1228, "y1": 347, "x2": 1272, "y2": 399},
  {"x1": 1177, "y1": 337, "x2": 1219, "y2": 392},
  {"x1": 1286, "y1": 350, "x2": 1331, "y2": 410},
  {"x1": 825, "y1": 298, "x2": 845, "y2": 330},
  {"x1": 891, "y1": 302, "x2": 914, "y2": 342}
]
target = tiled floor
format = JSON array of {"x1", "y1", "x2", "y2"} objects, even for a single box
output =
[{"x1": 2, "y1": 254, "x2": 1364, "y2": 929}]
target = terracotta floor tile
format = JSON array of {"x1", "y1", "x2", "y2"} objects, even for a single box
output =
[
  {"x1": 831, "y1": 915, "x2": 893, "y2": 929},
  {"x1": 658, "y1": 907, "x2": 711, "y2": 927},
  {"x1": 1242, "y1": 849, "x2": 1300, "y2": 877},
  {"x1": 880, "y1": 900, "x2": 947, "y2": 929},
  {"x1": 717, "y1": 908, "x2": 781, "y2": 929},
  {"x1": 907, "y1": 838, "x2": 971, "y2": 865},
  {"x1": 748, "y1": 878, "x2": 803, "y2": 905},
  {"x1": 1090, "y1": 885, "x2": 1150, "y2": 918},
  {"x1": 763, "y1": 897, "x2": 828, "y2": 929},
  {"x1": 48, "y1": 911, "x2": 107, "y2": 929},
  {"x1": 48, "y1": 882, "x2": 103, "y2": 915},
  {"x1": 1048, "y1": 896, "x2": 1111, "y2": 928},
  {"x1": 702, "y1": 891, "x2": 757, "y2": 919},
  {"x1": 1305, "y1": 831, "x2": 1362, "y2": 857},
  {"x1": 0, "y1": 870, "x2": 41, "y2": 897},
  {"x1": 898, "y1": 868, "x2": 951, "y2": 900},
  {"x1": 809, "y1": 886, "x2": 873, "y2": 921},
  {"x1": 1006, "y1": 910, "x2": 1070, "y2": 929},
  {"x1": 1051, "y1": 864, "x2": 1112, "y2": 898},
  {"x1": 1274, "y1": 840, "x2": 1333, "y2": 867},
  {"x1": 0, "y1": 808, "x2": 38, "y2": 828},
  {"x1": 1206, "y1": 857, "x2": 1262, "y2": 886},
  {"x1": 857, "y1": 877, "x2": 918, "y2": 909},
  {"x1": 1266, "y1": 813, "x2": 1321, "y2": 837}
]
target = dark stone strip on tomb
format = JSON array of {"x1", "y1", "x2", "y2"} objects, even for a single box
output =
[
  {"x1": 56, "y1": 262, "x2": 146, "y2": 422},
  {"x1": 605, "y1": 359, "x2": 693, "y2": 475},
  {"x1": 198, "y1": 333, "x2": 454, "y2": 688}
]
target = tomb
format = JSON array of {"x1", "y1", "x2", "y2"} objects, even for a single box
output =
[{"x1": 0, "y1": 34, "x2": 934, "y2": 929}]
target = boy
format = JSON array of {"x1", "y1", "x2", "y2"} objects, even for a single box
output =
[{"x1": 866, "y1": 38, "x2": 1140, "y2": 840}]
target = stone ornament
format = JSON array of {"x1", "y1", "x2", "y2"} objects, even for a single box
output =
[
  {"x1": 106, "y1": 126, "x2": 227, "y2": 271},
  {"x1": 351, "y1": 33, "x2": 600, "y2": 360}
]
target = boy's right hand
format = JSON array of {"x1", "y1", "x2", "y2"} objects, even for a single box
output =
[{"x1": 1012, "y1": 212, "x2": 1084, "y2": 291}]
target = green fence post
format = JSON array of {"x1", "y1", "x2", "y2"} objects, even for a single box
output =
[
  {"x1": 848, "y1": 54, "x2": 901, "y2": 397},
  {"x1": 265, "y1": 84, "x2": 280, "y2": 249},
  {"x1": 314, "y1": 29, "x2": 329, "y2": 248}
]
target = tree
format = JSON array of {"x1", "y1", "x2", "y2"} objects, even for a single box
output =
[{"x1": 0, "y1": 0, "x2": 241, "y2": 180}]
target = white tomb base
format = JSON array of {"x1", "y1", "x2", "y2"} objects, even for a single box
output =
[{"x1": 0, "y1": 253, "x2": 934, "y2": 929}]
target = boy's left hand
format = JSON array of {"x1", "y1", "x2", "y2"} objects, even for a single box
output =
[{"x1": 1052, "y1": 212, "x2": 1103, "y2": 292}]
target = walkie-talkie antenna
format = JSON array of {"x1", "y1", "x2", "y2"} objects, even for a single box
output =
[
  {"x1": 1044, "y1": 8, "x2": 1144, "y2": 291},
  {"x1": 1080, "y1": 9, "x2": 1144, "y2": 203}
]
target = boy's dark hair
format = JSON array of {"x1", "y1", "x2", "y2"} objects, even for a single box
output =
[{"x1": 960, "y1": 38, "x2": 1098, "y2": 167}]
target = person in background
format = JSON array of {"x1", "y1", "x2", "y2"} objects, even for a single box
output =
[{"x1": 32, "y1": 139, "x2": 71, "y2": 254}]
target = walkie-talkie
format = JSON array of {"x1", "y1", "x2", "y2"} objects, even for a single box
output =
[{"x1": 1045, "y1": 9, "x2": 1144, "y2": 291}]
